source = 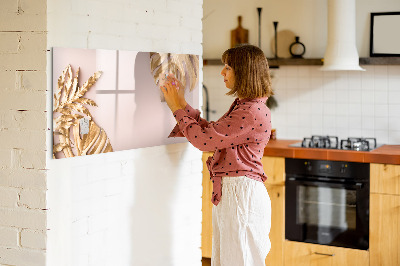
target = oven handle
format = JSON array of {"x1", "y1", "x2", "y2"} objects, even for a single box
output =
[{"x1": 286, "y1": 177, "x2": 364, "y2": 189}]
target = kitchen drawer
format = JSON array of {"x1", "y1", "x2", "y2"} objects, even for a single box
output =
[{"x1": 284, "y1": 241, "x2": 369, "y2": 266}]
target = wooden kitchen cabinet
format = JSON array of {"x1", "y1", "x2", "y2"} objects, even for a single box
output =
[
  {"x1": 201, "y1": 154, "x2": 286, "y2": 265},
  {"x1": 370, "y1": 163, "x2": 400, "y2": 195},
  {"x1": 262, "y1": 156, "x2": 285, "y2": 266},
  {"x1": 284, "y1": 241, "x2": 369, "y2": 266},
  {"x1": 370, "y1": 163, "x2": 400, "y2": 266},
  {"x1": 202, "y1": 152, "x2": 213, "y2": 258},
  {"x1": 264, "y1": 184, "x2": 285, "y2": 266}
]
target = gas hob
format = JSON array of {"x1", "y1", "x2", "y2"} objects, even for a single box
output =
[{"x1": 289, "y1": 135, "x2": 382, "y2": 151}]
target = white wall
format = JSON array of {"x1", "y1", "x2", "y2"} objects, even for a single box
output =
[
  {"x1": 0, "y1": 0, "x2": 48, "y2": 265},
  {"x1": 203, "y1": 0, "x2": 400, "y2": 145},
  {"x1": 46, "y1": 0, "x2": 203, "y2": 266}
]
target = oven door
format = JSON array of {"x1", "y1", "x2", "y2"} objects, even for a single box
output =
[{"x1": 285, "y1": 177, "x2": 369, "y2": 250}]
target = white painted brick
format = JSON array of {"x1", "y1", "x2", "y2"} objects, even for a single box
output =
[
  {"x1": 0, "y1": 110, "x2": 46, "y2": 131},
  {"x1": 0, "y1": 33, "x2": 47, "y2": 71},
  {"x1": 15, "y1": 70, "x2": 47, "y2": 91},
  {"x1": 152, "y1": 10, "x2": 180, "y2": 27},
  {"x1": 190, "y1": 3, "x2": 203, "y2": 19},
  {"x1": 19, "y1": 0, "x2": 47, "y2": 14},
  {"x1": 87, "y1": 212, "x2": 109, "y2": 233},
  {"x1": 0, "y1": 0, "x2": 18, "y2": 13},
  {"x1": 136, "y1": 24, "x2": 170, "y2": 40},
  {"x1": 129, "y1": 0, "x2": 167, "y2": 13},
  {"x1": 71, "y1": 218, "x2": 88, "y2": 237},
  {"x1": 0, "y1": 227, "x2": 19, "y2": 247},
  {"x1": 0, "y1": 149, "x2": 11, "y2": 169},
  {"x1": 105, "y1": 178, "x2": 123, "y2": 196},
  {"x1": 0, "y1": 32, "x2": 20, "y2": 54},
  {"x1": 10, "y1": 148, "x2": 22, "y2": 169},
  {"x1": 19, "y1": 189, "x2": 46, "y2": 209},
  {"x1": 0, "y1": 169, "x2": 47, "y2": 189},
  {"x1": 20, "y1": 150, "x2": 46, "y2": 170},
  {"x1": 20, "y1": 229, "x2": 46, "y2": 250},
  {"x1": 87, "y1": 33, "x2": 124, "y2": 51},
  {"x1": 180, "y1": 16, "x2": 202, "y2": 30},
  {"x1": 0, "y1": 208, "x2": 46, "y2": 230},
  {"x1": 152, "y1": 39, "x2": 181, "y2": 54},
  {"x1": 0, "y1": 90, "x2": 46, "y2": 111},
  {"x1": 0, "y1": 13, "x2": 46, "y2": 32},
  {"x1": 0, "y1": 129, "x2": 46, "y2": 150},
  {"x1": 0, "y1": 71, "x2": 15, "y2": 90},
  {"x1": 119, "y1": 36, "x2": 153, "y2": 52},
  {"x1": 0, "y1": 247, "x2": 45, "y2": 266},
  {"x1": 0, "y1": 187, "x2": 19, "y2": 208},
  {"x1": 166, "y1": 0, "x2": 195, "y2": 16}
]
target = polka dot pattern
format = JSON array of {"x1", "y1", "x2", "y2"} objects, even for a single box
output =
[{"x1": 168, "y1": 97, "x2": 272, "y2": 206}]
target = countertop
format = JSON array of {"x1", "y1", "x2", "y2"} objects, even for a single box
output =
[{"x1": 263, "y1": 139, "x2": 400, "y2": 165}]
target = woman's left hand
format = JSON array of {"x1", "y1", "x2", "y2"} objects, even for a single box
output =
[{"x1": 160, "y1": 76, "x2": 184, "y2": 113}]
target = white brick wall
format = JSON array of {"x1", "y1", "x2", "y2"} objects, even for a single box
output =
[
  {"x1": 46, "y1": 1, "x2": 203, "y2": 266},
  {"x1": 0, "y1": 0, "x2": 48, "y2": 265},
  {"x1": 2, "y1": 0, "x2": 203, "y2": 265}
]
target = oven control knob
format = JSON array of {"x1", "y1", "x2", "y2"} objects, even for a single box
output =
[
  {"x1": 304, "y1": 162, "x2": 312, "y2": 171},
  {"x1": 340, "y1": 164, "x2": 347, "y2": 174}
]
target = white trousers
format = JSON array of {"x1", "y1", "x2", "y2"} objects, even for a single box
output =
[{"x1": 212, "y1": 176, "x2": 271, "y2": 266}]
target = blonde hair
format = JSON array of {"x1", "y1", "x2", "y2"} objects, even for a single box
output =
[{"x1": 221, "y1": 44, "x2": 273, "y2": 99}]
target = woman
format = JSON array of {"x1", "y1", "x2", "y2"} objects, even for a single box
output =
[{"x1": 161, "y1": 44, "x2": 273, "y2": 266}]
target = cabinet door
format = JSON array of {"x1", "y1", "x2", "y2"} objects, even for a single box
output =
[
  {"x1": 284, "y1": 241, "x2": 369, "y2": 266},
  {"x1": 264, "y1": 184, "x2": 284, "y2": 266},
  {"x1": 202, "y1": 152, "x2": 213, "y2": 258},
  {"x1": 370, "y1": 193, "x2": 400, "y2": 266},
  {"x1": 262, "y1": 156, "x2": 285, "y2": 186},
  {"x1": 370, "y1": 163, "x2": 400, "y2": 195}
]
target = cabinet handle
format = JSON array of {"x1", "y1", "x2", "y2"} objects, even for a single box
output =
[{"x1": 314, "y1": 252, "x2": 335, "y2": 257}]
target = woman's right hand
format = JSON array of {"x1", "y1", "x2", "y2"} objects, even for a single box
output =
[{"x1": 166, "y1": 74, "x2": 187, "y2": 108}]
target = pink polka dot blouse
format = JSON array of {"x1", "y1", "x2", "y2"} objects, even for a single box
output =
[{"x1": 168, "y1": 97, "x2": 272, "y2": 206}]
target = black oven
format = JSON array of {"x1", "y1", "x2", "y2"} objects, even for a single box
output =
[{"x1": 285, "y1": 158, "x2": 369, "y2": 250}]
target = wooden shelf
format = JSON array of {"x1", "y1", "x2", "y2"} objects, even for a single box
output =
[
  {"x1": 359, "y1": 57, "x2": 400, "y2": 65},
  {"x1": 203, "y1": 58, "x2": 323, "y2": 67},
  {"x1": 203, "y1": 57, "x2": 400, "y2": 67}
]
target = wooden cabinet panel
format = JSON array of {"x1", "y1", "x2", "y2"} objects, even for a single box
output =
[
  {"x1": 262, "y1": 156, "x2": 285, "y2": 185},
  {"x1": 284, "y1": 241, "x2": 369, "y2": 266},
  {"x1": 370, "y1": 193, "x2": 400, "y2": 266},
  {"x1": 202, "y1": 152, "x2": 213, "y2": 258},
  {"x1": 264, "y1": 184, "x2": 284, "y2": 266},
  {"x1": 370, "y1": 163, "x2": 400, "y2": 195}
]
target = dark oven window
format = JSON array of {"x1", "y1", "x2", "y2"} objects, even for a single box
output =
[{"x1": 297, "y1": 185, "x2": 357, "y2": 243}]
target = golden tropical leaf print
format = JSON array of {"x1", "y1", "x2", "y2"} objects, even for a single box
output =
[
  {"x1": 53, "y1": 64, "x2": 113, "y2": 158},
  {"x1": 149, "y1": 52, "x2": 199, "y2": 100}
]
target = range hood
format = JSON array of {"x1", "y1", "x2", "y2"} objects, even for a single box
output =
[{"x1": 320, "y1": 0, "x2": 365, "y2": 71}]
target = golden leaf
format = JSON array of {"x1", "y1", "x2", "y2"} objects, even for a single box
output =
[
  {"x1": 74, "y1": 98, "x2": 98, "y2": 107},
  {"x1": 61, "y1": 65, "x2": 73, "y2": 106},
  {"x1": 53, "y1": 143, "x2": 69, "y2": 153},
  {"x1": 81, "y1": 120, "x2": 101, "y2": 155},
  {"x1": 68, "y1": 67, "x2": 80, "y2": 102},
  {"x1": 88, "y1": 128, "x2": 107, "y2": 155},
  {"x1": 53, "y1": 65, "x2": 113, "y2": 158},
  {"x1": 64, "y1": 102, "x2": 92, "y2": 118},
  {"x1": 74, "y1": 71, "x2": 102, "y2": 100},
  {"x1": 150, "y1": 53, "x2": 199, "y2": 93}
]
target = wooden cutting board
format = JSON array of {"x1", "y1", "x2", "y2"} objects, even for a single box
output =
[{"x1": 231, "y1": 16, "x2": 249, "y2": 48}]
